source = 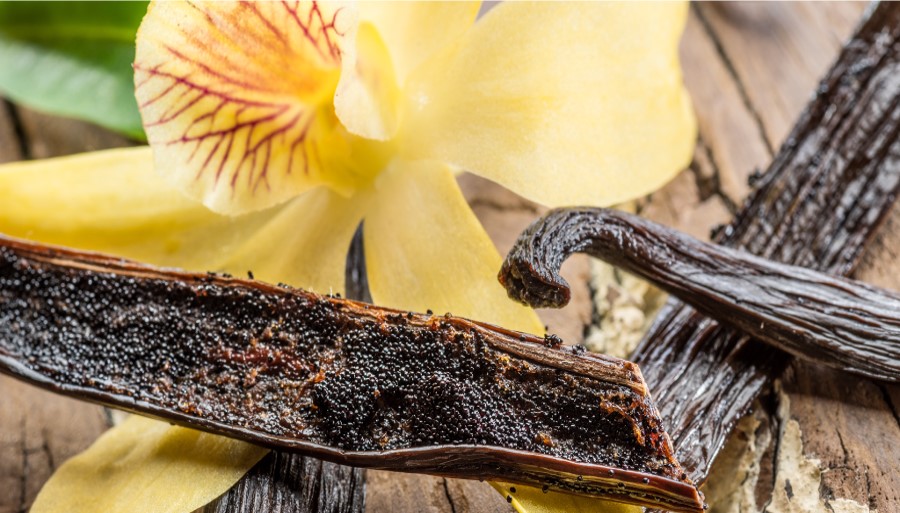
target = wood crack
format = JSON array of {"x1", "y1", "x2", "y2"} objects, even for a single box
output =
[
  {"x1": 693, "y1": 4, "x2": 776, "y2": 157},
  {"x1": 691, "y1": 135, "x2": 740, "y2": 213},
  {"x1": 18, "y1": 416, "x2": 27, "y2": 513},
  {"x1": 877, "y1": 384, "x2": 900, "y2": 430},
  {"x1": 834, "y1": 431, "x2": 850, "y2": 466},
  {"x1": 760, "y1": 392, "x2": 784, "y2": 513},
  {"x1": 442, "y1": 478, "x2": 459, "y2": 513}
]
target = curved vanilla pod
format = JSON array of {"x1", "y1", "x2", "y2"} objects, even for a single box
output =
[
  {"x1": 500, "y1": 208, "x2": 900, "y2": 383},
  {"x1": 0, "y1": 235, "x2": 704, "y2": 513}
]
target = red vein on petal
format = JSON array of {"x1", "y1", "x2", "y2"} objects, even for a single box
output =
[
  {"x1": 136, "y1": 0, "x2": 347, "y2": 204},
  {"x1": 281, "y1": 1, "x2": 325, "y2": 60},
  {"x1": 167, "y1": 111, "x2": 285, "y2": 145},
  {"x1": 253, "y1": 138, "x2": 274, "y2": 194},
  {"x1": 281, "y1": 1, "x2": 343, "y2": 64},
  {"x1": 243, "y1": 1, "x2": 290, "y2": 48},
  {"x1": 186, "y1": 98, "x2": 228, "y2": 135},
  {"x1": 313, "y1": 3, "x2": 345, "y2": 61},
  {"x1": 200, "y1": 125, "x2": 229, "y2": 177},
  {"x1": 287, "y1": 116, "x2": 316, "y2": 177},
  {"x1": 163, "y1": 46, "x2": 267, "y2": 93},
  {"x1": 139, "y1": 79, "x2": 181, "y2": 109},
  {"x1": 213, "y1": 131, "x2": 237, "y2": 185},
  {"x1": 135, "y1": 67, "x2": 281, "y2": 110}
]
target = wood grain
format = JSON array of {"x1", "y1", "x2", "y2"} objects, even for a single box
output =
[
  {"x1": 784, "y1": 204, "x2": 900, "y2": 513},
  {"x1": 0, "y1": 377, "x2": 109, "y2": 513},
  {"x1": 638, "y1": 0, "x2": 900, "y2": 474},
  {"x1": 694, "y1": 2, "x2": 868, "y2": 152},
  {"x1": 677, "y1": 8, "x2": 772, "y2": 208}
]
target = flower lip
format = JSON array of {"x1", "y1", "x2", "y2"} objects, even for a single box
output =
[{"x1": 134, "y1": 1, "x2": 358, "y2": 214}]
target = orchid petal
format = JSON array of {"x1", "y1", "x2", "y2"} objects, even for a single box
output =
[
  {"x1": 135, "y1": 1, "x2": 358, "y2": 214},
  {"x1": 333, "y1": 2, "x2": 479, "y2": 140},
  {"x1": 0, "y1": 147, "x2": 276, "y2": 270},
  {"x1": 364, "y1": 160, "x2": 542, "y2": 335},
  {"x1": 402, "y1": 1, "x2": 696, "y2": 208},
  {"x1": 358, "y1": 2, "x2": 480, "y2": 85},
  {"x1": 31, "y1": 416, "x2": 267, "y2": 513},
  {"x1": 333, "y1": 21, "x2": 402, "y2": 140},
  {"x1": 223, "y1": 185, "x2": 368, "y2": 293}
]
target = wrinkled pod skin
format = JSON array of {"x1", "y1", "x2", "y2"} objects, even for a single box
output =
[
  {"x1": 0, "y1": 235, "x2": 705, "y2": 513},
  {"x1": 500, "y1": 207, "x2": 900, "y2": 383}
]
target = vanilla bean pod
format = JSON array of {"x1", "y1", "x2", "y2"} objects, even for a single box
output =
[
  {"x1": 514, "y1": 2, "x2": 900, "y2": 485},
  {"x1": 501, "y1": 207, "x2": 900, "y2": 381},
  {"x1": 203, "y1": 225, "x2": 370, "y2": 513},
  {"x1": 0, "y1": 235, "x2": 704, "y2": 513}
]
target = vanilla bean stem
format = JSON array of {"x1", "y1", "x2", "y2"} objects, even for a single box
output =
[{"x1": 501, "y1": 207, "x2": 900, "y2": 383}]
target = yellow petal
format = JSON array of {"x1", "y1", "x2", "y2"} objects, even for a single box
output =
[
  {"x1": 223, "y1": 185, "x2": 368, "y2": 293},
  {"x1": 0, "y1": 147, "x2": 276, "y2": 270},
  {"x1": 359, "y1": 2, "x2": 480, "y2": 85},
  {"x1": 334, "y1": 2, "x2": 480, "y2": 140},
  {"x1": 135, "y1": 1, "x2": 360, "y2": 214},
  {"x1": 31, "y1": 416, "x2": 267, "y2": 513},
  {"x1": 492, "y1": 483, "x2": 642, "y2": 513},
  {"x1": 333, "y1": 22, "x2": 402, "y2": 140},
  {"x1": 364, "y1": 159, "x2": 542, "y2": 334},
  {"x1": 402, "y1": 1, "x2": 696, "y2": 208}
]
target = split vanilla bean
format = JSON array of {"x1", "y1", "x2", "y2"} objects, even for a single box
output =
[
  {"x1": 0, "y1": 235, "x2": 704, "y2": 513},
  {"x1": 203, "y1": 225, "x2": 371, "y2": 513},
  {"x1": 501, "y1": 207, "x2": 900, "y2": 383}
]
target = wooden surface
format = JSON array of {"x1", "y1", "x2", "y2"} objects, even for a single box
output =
[{"x1": 0, "y1": 3, "x2": 896, "y2": 513}]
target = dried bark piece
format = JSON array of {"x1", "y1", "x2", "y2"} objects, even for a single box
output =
[
  {"x1": 500, "y1": 207, "x2": 900, "y2": 383},
  {"x1": 0, "y1": 236, "x2": 704, "y2": 513}
]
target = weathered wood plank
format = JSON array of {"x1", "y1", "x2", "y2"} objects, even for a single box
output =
[
  {"x1": 695, "y1": 2, "x2": 868, "y2": 151},
  {"x1": 0, "y1": 377, "x2": 108, "y2": 513},
  {"x1": 678, "y1": 7, "x2": 773, "y2": 208},
  {"x1": 366, "y1": 472, "x2": 509, "y2": 513},
  {"x1": 780, "y1": 205, "x2": 900, "y2": 513},
  {"x1": 775, "y1": 362, "x2": 900, "y2": 513},
  {"x1": 202, "y1": 452, "x2": 366, "y2": 513}
]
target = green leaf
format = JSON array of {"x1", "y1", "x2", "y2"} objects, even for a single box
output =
[{"x1": 0, "y1": 1, "x2": 148, "y2": 139}]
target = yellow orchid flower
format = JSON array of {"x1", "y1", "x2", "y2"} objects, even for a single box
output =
[{"x1": 0, "y1": 2, "x2": 695, "y2": 512}]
